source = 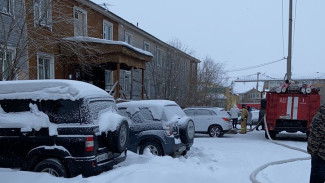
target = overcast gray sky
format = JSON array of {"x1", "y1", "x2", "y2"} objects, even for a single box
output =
[{"x1": 92, "y1": 0, "x2": 325, "y2": 81}]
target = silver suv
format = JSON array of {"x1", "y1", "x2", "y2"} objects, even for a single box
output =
[
  {"x1": 184, "y1": 107, "x2": 232, "y2": 137},
  {"x1": 117, "y1": 100, "x2": 195, "y2": 156}
]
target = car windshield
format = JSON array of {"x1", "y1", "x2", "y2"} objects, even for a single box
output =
[
  {"x1": 88, "y1": 99, "x2": 116, "y2": 123},
  {"x1": 164, "y1": 104, "x2": 186, "y2": 121}
]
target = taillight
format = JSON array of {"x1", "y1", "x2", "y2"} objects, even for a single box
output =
[
  {"x1": 222, "y1": 117, "x2": 230, "y2": 122},
  {"x1": 85, "y1": 136, "x2": 94, "y2": 152},
  {"x1": 163, "y1": 124, "x2": 173, "y2": 136}
]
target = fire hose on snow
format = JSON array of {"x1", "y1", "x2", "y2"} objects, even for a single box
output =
[{"x1": 249, "y1": 115, "x2": 310, "y2": 183}]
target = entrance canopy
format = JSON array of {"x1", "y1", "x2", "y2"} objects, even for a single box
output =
[{"x1": 60, "y1": 36, "x2": 152, "y2": 69}]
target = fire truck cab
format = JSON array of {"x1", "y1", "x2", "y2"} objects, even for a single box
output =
[{"x1": 265, "y1": 81, "x2": 320, "y2": 139}]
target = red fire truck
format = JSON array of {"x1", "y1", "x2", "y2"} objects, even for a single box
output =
[{"x1": 264, "y1": 81, "x2": 320, "y2": 139}]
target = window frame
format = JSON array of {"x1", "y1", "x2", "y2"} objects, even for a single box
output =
[
  {"x1": 33, "y1": 0, "x2": 52, "y2": 29},
  {"x1": 156, "y1": 48, "x2": 162, "y2": 66},
  {"x1": 0, "y1": 0, "x2": 13, "y2": 15},
  {"x1": 104, "y1": 69, "x2": 114, "y2": 91},
  {"x1": 0, "y1": 46, "x2": 16, "y2": 80},
  {"x1": 37, "y1": 52, "x2": 54, "y2": 79},
  {"x1": 73, "y1": 6, "x2": 88, "y2": 36},
  {"x1": 143, "y1": 41, "x2": 150, "y2": 52},
  {"x1": 103, "y1": 20, "x2": 113, "y2": 40},
  {"x1": 121, "y1": 71, "x2": 131, "y2": 93},
  {"x1": 145, "y1": 77, "x2": 150, "y2": 98},
  {"x1": 124, "y1": 32, "x2": 132, "y2": 44}
]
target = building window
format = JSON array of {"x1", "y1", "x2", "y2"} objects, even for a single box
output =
[
  {"x1": 184, "y1": 60, "x2": 188, "y2": 72},
  {"x1": 105, "y1": 70, "x2": 113, "y2": 91},
  {"x1": 0, "y1": 0, "x2": 12, "y2": 14},
  {"x1": 143, "y1": 41, "x2": 150, "y2": 52},
  {"x1": 34, "y1": 0, "x2": 52, "y2": 28},
  {"x1": 249, "y1": 93, "x2": 259, "y2": 99},
  {"x1": 73, "y1": 6, "x2": 87, "y2": 36},
  {"x1": 124, "y1": 32, "x2": 131, "y2": 44},
  {"x1": 37, "y1": 53, "x2": 54, "y2": 79},
  {"x1": 156, "y1": 48, "x2": 162, "y2": 66},
  {"x1": 103, "y1": 20, "x2": 113, "y2": 40},
  {"x1": 0, "y1": 48, "x2": 15, "y2": 80},
  {"x1": 122, "y1": 71, "x2": 131, "y2": 93},
  {"x1": 145, "y1": 77, "x2": 150, "y2": 98}
]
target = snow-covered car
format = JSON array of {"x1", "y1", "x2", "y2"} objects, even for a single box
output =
[
  {"x1": 183, "y1": 107, "x2": 232, "y2": 137},
  {"x1": 117, "y1": 100, "x2": 195, "y2": 156},
  {"x1": 0, "y1": 80, "x2": 129, "y2": 177}
]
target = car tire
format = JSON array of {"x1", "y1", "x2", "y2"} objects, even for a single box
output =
[
  {"x1": 107, "y1": 120, "x2": 129, "y2": 153},
  {"x1": 139, "y1": 141, "x2": 163, "y2": 156},
  {"x1": 179, "y1": 120, "x2": 195, "y2": 144},
  {"x1": 34, "y1": 158, "x2": 68, "y2": 177},
  {"x1": 208, "y1": 125, "x2": 223, "y2": 137}
]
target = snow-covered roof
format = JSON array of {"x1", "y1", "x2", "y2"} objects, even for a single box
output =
[
  {"x1": 62, "y1": 36, "x2": 153, "y2": 57},
  {"x1": 0, "y1": 79, "x2": 113, "y2": 101}
]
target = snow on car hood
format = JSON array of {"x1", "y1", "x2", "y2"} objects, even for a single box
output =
[
  {"x1": 97, "y1": 110, "x2": 127, "y2": 133},
  {"x1": 0, "y1": 104, "x2": 58, "y2": 136}
]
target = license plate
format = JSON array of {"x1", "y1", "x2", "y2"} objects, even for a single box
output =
[{"x1": 97, "y1": 153, "x2": 109, "y2": 162}]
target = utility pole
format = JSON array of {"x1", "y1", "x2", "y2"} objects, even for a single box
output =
[
  {"x1": 256, "y1": 72, "x2": 261, "y2": 90},
  {"x1": 287, "y1": 0, "x2": 293, "y2": 80}
]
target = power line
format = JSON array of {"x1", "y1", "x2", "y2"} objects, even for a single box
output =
[{"x1": 225, "y1": 58, "x2": 286, "y2": 73}]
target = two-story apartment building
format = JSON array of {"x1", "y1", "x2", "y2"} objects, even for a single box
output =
[{"x1": 1, "y1": 0, "x2": 200, "y2": 105}]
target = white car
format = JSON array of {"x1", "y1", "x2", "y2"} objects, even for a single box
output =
[{"x1": 183, "y1": 107, "x2": 232, "y2": 137}]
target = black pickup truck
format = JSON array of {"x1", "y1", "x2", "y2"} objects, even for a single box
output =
[{"x1": 0, "y1": 80, "x2": 129, "y2": 177}]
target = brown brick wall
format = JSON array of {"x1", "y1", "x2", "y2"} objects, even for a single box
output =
[{"x1": 26, "y1": 0, "x2": 120, "y2": 79}]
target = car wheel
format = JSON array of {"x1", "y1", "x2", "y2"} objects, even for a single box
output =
[
  {"x1": 34, "y1": 158, "x2": 68, "y2": 177},
  {"x1": 179, "y1": 120, "x2": 195, "y2": 144},
  {"x1": 208, "y1": 125, "x2": 223, "y2": 137},
  {"x1": 139, "y1": 141, "x2": 163, "y2": 156},
  {"x1": 107, "y1": 120, "x2": 129, "y2": 153}
]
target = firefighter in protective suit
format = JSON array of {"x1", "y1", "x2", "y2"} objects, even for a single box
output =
[{"x1": 240, "y1": 105, "x2": 248, "y2": 134}]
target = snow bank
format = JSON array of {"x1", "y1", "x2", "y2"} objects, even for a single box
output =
[
  {"x1": 97, "y1": 111, "x2": 126, "y2": 133},
  {"x1": 0, "y1": 131, "x2": 310, "y2": 183},
  {"x1": 0, "y1": 104, "x2": 58, "y2": 136}
]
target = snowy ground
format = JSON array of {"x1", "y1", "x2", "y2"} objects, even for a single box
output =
[{"x1": 0, "y1": 128, "x2": 310, "y2": 183}]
